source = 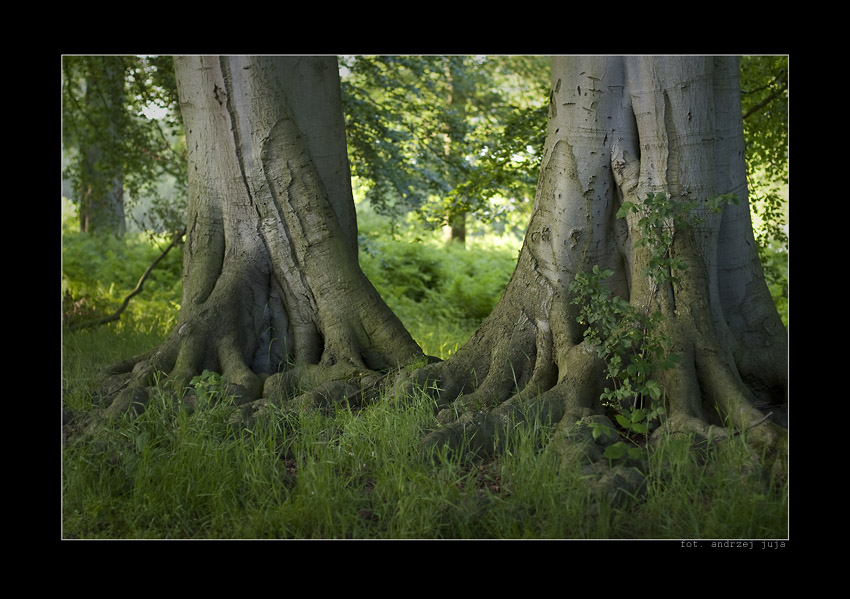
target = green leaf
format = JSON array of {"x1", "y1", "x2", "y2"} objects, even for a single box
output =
[
  {"x1": 616, "y1": 202, "x2": 635, "y2": 218},
  {"x1": 627, "y1": 447, "x2": 645, "y2": 460},
  {"x1": 603, "y1": 442, "x2": 627, "y2": 460},
  {"x1": 615, "y1": 414, "x2": 631, "y2": 429},
  {"x1": 590, "y1": 423, "x2": 614, "y2": 441},
  {"x1": 135, "y1": 430, "x2": 150, "y2": 453},
  {"x1": 645, "y1": 379, "x2": 662, "y2": 400},
  {"x1": 631, "y1": 421, "x2": 648, "y2": 434}
]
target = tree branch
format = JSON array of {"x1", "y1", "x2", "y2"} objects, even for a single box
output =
[
  {"x1": 742, "y1": 73, "x2": 788, "y2": 121},
  {"x1": 68, "y1": 228, "x2": 186, "y2": 331}
]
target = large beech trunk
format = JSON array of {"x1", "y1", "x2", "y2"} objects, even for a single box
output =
[
  {"x1": 104, "y1": 56, "x2": 423, "y2": 415},
  {"x1": 412, "y1": 56, "x2": 787, "y2": 461}
]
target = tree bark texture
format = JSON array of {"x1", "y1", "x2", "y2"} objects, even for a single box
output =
[
  {"x1": 411, "y1": 56, "x2": 787, "y2": 460},
  {"x1": 104, "y1": 56, "x2": 423, "y2": 415}
]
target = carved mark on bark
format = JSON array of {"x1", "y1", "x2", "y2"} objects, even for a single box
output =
[
  {"x1": 613, "y1": 159, "x2": 627, "y2": 178},
  {"x1": 530, "y1": 226, "x2": 551, "y2": 244}
]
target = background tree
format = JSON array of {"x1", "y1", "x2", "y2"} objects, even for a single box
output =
[
  {"x1": 340, "y1": 55, "x2": 549, "y2": 243},
  {"x1": 62, "y1": 55, "x2": 187, "y2": 236},
  {"x1": 63, "y1": 56, "x2": 128, "y2": 235},
  {"x1": 102, "y1": 56, "x2": 424, "y2": 416},
  {"x1": 404, "y1": 56, "x2": 787, "y2": 465}
]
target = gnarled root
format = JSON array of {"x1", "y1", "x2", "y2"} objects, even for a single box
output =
[
  {"x1": 95, "y1": 303, "x2": 423, "y2": 430},
  {"x1": 407, "y1": 309, "x2": 786, "y2": 502}
]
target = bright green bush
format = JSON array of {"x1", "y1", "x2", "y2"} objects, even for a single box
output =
[
  {"x1": 759, "y1": 240, "x2": 788, "y2": 328},
  {"x1": 62, "y1": 198, "x2": 183, "y2": 334},
  {"x1": 357, "y1": 212, "x2": 519, "y2": 358}
]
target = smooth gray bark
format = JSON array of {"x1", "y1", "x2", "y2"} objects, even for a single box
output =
[
  {"x1": 104, "y1": 56, "x2": 423, "y2": 415},
  {"x1": 414, "y1": 56, "x2": 786, "y2": 459}
]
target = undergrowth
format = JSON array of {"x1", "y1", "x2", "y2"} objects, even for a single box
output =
[
  {"x1": 62, "y1": 369, "x2": 788, "y2": 539},
  {"x1": 62, "y1": 199, "x2": 183, "y2": 336},
  {"x1": 61, "y1": 198, "x2": 787, "y2": 540},
  {"x1": 356, "y1": 207, "x2": 519, "y2": 358}
]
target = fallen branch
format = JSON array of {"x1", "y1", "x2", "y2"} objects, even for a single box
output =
[{"x1": 68, "y1": 227, "x2": 186, "y2": 331}]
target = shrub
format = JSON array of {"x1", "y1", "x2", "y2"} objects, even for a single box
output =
[
  {"x1": 357, "y1": 213, "x2": 518, "y2": 357},
  {"x1": 62, "y1": 198, "x2": 183, "y2": 334}
]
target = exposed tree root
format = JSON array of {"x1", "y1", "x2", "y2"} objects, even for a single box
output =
[
  {"x1": 92, "y1": 255, "x2": 427, "y2": 429},
  {"x1": 97, "y1": 327, "x2": 422, "y2": 422},
  {"x1": 401, "y1": 280, "x2": 787, "y2": 498}
]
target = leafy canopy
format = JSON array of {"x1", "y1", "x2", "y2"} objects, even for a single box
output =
[
  {"x1": 340, "y1": 56, "x2": 549, "y2": 229},
  {"x1": 62, "y1": 55, "x2": 187, "y2": 234}
]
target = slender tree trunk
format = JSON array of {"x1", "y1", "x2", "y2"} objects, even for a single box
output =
[
  {"x1": 80, "y1": 147, "x2": 125, "y2": 235},
  {"x1": 442, "y1": 211, "x2": 466, "y2": 245},
  {"x1": 103, "y1": 56, "x2": 423, "y2": 415},
  {"x1": 411, "y1": 56, "x2": 787, "y2": 463},
  {"x1": 79, "y1": 62, "x2": 126, "y2": 236},
  {"x1": 442, "y1": 59, "x2": 467, "y2": 246}
]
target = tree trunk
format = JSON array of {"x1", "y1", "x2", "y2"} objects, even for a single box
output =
[
  {"x1": 103, "y1": 56, "x2": 424, "y2": 415},
  {"x1": 410, "y1": 56, "x2": 787, "y2": 463},
  {"x1": 442, "y1": 210, "x2": 466, "y2": 245},
  {"x1": 442, "y1": 61, "x2": 467, "y2": 246},
  {"x1": 79, "y1": 62, "x2": 126, "y2": 236},
  {"x1": 80, "y1": 146, "x2": 125, "y2": 235}
]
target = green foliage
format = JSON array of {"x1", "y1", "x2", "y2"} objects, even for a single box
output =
[
  {"x1": 340, "y1": 56, "x2": 548, "y2": 230},
  {"x1": 357, "y1": 208, "x2": 519, "y2": 358},
  {"x1": 62, "y1": 55, "x2": 187, "y2": 234},
  {"x1": 741, "y1": 56, "x2": 788, "y2": 323},
  {"x1": 571, "y1": 192, "x2": 757, "y2": 458},
  {"x1": 617, "y1": 191, "x2": 738, "y2": 285},
  {"x1": 569, "y1": 264, "x2": 677, "y2": 453},
  {"x1": 747, "y1": 171, "x2": 787, "y2": 328},
  {"x1": 189, "y1": 370, "x2": 233, "y2": 403},
  {"x1": 617, "y1": 188, "x2": 786, "y2": 329},
  {"x1": 571, "y1": 192, "x2": 739, "y2": 457},
  {"x1": 62, "y1": 198, "x2": 183, "y2": 334},
  {"x1": 741, "y1": 56, "x2": 788, "y2": 187},
  {"x1": 759, "y1": 239, "x2": 788, "y2": 327}
]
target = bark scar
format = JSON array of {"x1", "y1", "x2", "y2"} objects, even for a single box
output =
[{"x1": 610, "y1": 148, "x2": 640, "y2": 197}]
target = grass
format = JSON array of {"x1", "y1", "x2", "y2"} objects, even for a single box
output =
[
  {"x1": 61, "y1": 200, "x2": 788, "y2": 540},
  {"x1": 62, "y1": 370, "x2": 788, "y2": 539}
]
